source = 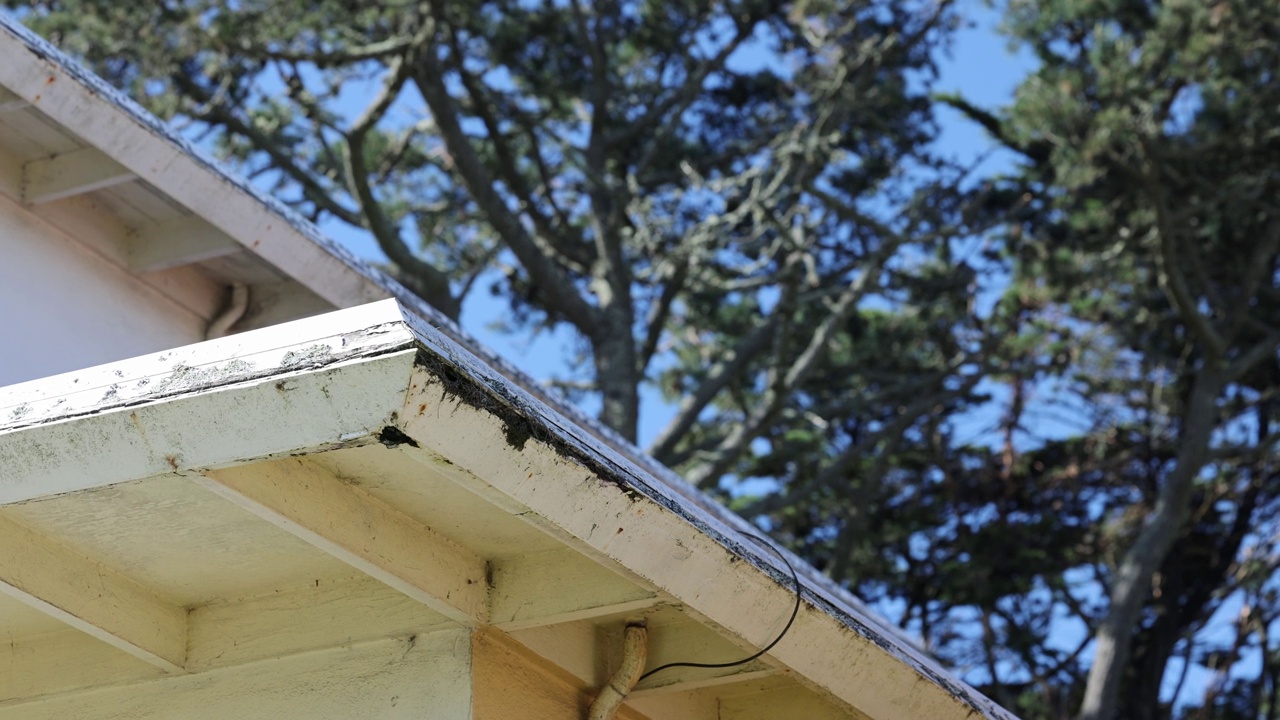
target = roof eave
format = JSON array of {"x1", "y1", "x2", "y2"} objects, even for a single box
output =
[{"x1": 0, "y1": 299, "x2": 1015, "y2": 720}]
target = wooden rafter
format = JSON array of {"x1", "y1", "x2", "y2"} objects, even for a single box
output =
[
  {"x1": 22, "y1": 148, "x2": 135, "y2": 204},
  {"x1": 0, "y1": 515, "x2": 186, "y2": 672},
  {"x1": 194, "y1": 461, "x2": 489, "y2": 625}
]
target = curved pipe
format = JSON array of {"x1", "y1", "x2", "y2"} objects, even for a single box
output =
[
  {"x1": 588, "y1": 620, "x2": 648, "y2": 720},
  {"x1": 205, "y1": 282, "x2": 250, "y2": 340}
]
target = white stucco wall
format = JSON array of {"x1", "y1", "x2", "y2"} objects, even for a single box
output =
[{"x1": 0, "y1": 197, "x2": 206, "y2": 386}]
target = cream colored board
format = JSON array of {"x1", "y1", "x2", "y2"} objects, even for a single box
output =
[
  {"x1": 126, "y1": 216, "x2": 242, "y2": 272},
  {"x1": 312, "y1": 444, "x2": 562, "y2": 559},
  {"x1": 0, "y1": 513, "x2": 186, "y2": 670},
  {"x1": 1, "y1": 630, "x2": 472, "y2": 720},
  {"x1": 0, "y1": 592, "x2": 65, "y2": 639},
  {"x1": 198, "y1": 251, "x2": 292, "y2": 284},
  {"x1": 0, "y1": 163, "x2": 223, "y2": 323},
  {"x1": 397, "y1": 373, "x2": 967, "y2": 720},
  {"x1": 489, "y1": 546, "x2": 658, "y2": 630},
  {"x1": 0, "y1": 107, "x2": 79, "y2": 158},
  {"x1": 107, "y1": 179, "x2": 189, "y2": 225},
  {"x1": 717, "y1": 677, "x2": 865, "y2": 720},
  {"x1": 186, "y1": 574, "x2": 455, "y2": 671},
  {"x1": 22, "y1": 146, "x2": 134, "y2": 204},
  {"x1": 0, "y1": 41, "x2": 387, "y2": 310},
  {"x1": 0, "y1": 629, "x2": 163, "y2": 706},
  {"x1": 506, "y1": 604, "x2": 775, "y2": 695},
  {"x1": 0, "y1": 115, "x2": 45, "y2": 162},
  {"x1": 199, "y1": 457, "x2": 488, "y2": 624},
  {"x1": 3, "y1": 475, "x2": 356, "y2": 606}
]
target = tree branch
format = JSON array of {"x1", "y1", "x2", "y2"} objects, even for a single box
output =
[
  {"x1": 758, "y1": 373, "x2": 977, "y2": 512},
  {"x1": 1228, "y1": 331, "x2": 1280, "y2": 381},
  {"x1": 1077, "y1": 365, "x2": 1228, "y2": 720},
  {"x1": 445, "y1": 30, "x2": 592, "y2": 273},
  {"x1": 343, "y1": 45, "x2": 459, "y2": 318},
  {"x1": 637, "y1": 260, "x2": 688, "y2": 375},
  {"x1": 682, "y1": 241, "x2": 900, "y2": 487},
  {"x1": 173, "y1": 73, "x2": 365, "y2": 228},
  {"x1": 240, "y1": 35, "x2": 416, "y2": 68},
  {"x1": 648, "y1": 312, "x2": 783, "y2": 464},
  {"x1": 410, "y1": 48, "x2": 600, "y2": 331},
  {"x1": 1135, "y1": 142, "x2": 1229, "y2": 359}
]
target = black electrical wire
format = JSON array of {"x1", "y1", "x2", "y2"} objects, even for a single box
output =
[{"x1": 638, "y1": 533, "x2": 802, "y2": 683}]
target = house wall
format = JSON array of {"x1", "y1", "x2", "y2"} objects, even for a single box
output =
[
  {"x1": 472, "y1": 629, "x2": 651, "y2": 720},
  {"x1": 2, "y1": 630, "x2": 473, "y2": 720},
  {"x1": 0, "y1": 195, "x2": 206, "y2": 386}
]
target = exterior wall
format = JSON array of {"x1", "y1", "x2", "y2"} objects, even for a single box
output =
[
  {"x1": 4, "y1": 630, "x2": 472, "y2": 720},
  {"x1": 472, "y1": 629, "x2": 650, "y2": 720},
  {"x1": 0, "y1": 195, "x2": 205, "y2": 386}
]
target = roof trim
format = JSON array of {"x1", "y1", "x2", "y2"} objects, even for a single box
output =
[
  {"x1": 0, "y1": 299, "x2": 1015, "y2": 720},
  {"x1": 0, "y1": 12, "x2": 387, "y2": 309}
]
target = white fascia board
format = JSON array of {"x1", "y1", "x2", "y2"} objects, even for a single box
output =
[
  {"x1": 0, "y1": 298, "x2": 1015, "y2": 720},
  {"x1": 0, "y1": 299, "x2": 418, "y2": 504},
  {"x1": 389, "y1": 308, "x2": 1019, "y2": 720},
  {"x1": 0, "y1": 14, "x2": 387, "y2": 309}
]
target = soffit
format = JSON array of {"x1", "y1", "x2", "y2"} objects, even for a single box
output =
[{"x1": 0, "y1": 23, "x2": 373, "y2": 332}]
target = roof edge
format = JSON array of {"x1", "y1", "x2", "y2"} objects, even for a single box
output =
[{"x1": 1, "y1": 299, "x2": 1014, "y2": 719}]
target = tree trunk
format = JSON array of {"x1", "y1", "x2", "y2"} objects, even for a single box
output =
[
  {"x1": 591, "y1": 309, "x2": 640, "y2": 443},
  {"x1": 1077, "y1": 366, "x2": 1226, "y2": 720}
]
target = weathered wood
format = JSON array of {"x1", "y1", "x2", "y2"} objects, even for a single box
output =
[
  {"x1": 22, "y1": 147, "x2": 135, "y2": 204},
  {"x1": 489, "y1": 548, "x2": 658, "y2": 631},
  {"x1": 628, "y1": 611, "x2": 780, "y2": 696},
  {"x1": 397, "y1": 362, "x2": 984, "y2": 720},
  {"x1": 472, "y1": 629, "x2": 651, "y2": 720},
  {"x1": 717, "y1": 678, "x2": 857, "y2": 720},
  {"x1": 0, "y1": 304, "x2": 419, "y2": 507},
  {"x1": 186, "y1": 575, "x2": 454, "y2": 671},
  {"x1": 0, "y1": 514, "x2": 187, "y2": 671},
  {"x1": 233, "y1": 281, "x2": 335, "y2": 333},
  {"x1": 126, "y1": 216, "x2": 242, "y2": 272},
  {"x1": 1, "y1": 630, "x2": 473, "y2": 720},
  {"x1": 0, "y1": 146, "x2": 226, "y2": 328},
  {"x1": 195, "y1": 459, "x2": 489, "y2": 625},
  {"x1": 0, "y1": 299, "x2": 1013, "y2": 720}
]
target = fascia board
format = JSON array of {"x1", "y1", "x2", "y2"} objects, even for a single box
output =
[
  {"x1": 0, "y1": 295, "x2": 1016, "y2": 720},
  {"x1": 0, "y1": 300, "x2": 418, "y2": 505},
  {"x1": 391, "y1": 307, "x2": 1019, "y2": 720},
  {"x1": 0, "y1": 13, "x2": 388, "y2": 310}
]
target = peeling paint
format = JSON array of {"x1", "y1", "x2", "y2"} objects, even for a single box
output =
[
  {"x1": 155, "y1": 360, "x2": 255, "y2": 395},
  {"x1": 280, "y1": 345, "x2": 333, "y2": 369},
  {"x1": 414, "y1": 349, "x2": 539, "y2": 454}
]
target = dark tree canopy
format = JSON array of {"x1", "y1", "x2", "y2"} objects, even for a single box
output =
[{"x1": 10, "y1": 0, "x2": 1280, "y2": 718}]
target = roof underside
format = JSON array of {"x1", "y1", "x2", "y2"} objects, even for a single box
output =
[
  {"x1": 0, "y1": 300, "x2": 1013, "y2": 720},
  {"x1": 0, "y1": 17, "x2": 390, "y2": 333}
]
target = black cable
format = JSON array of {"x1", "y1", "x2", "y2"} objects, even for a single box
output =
[{"x1": 638, "y1": 533, "x2": 802, "y2": 683}]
